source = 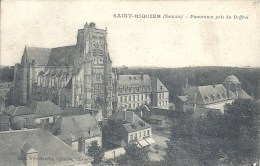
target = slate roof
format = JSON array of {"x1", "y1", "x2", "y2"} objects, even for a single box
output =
[
  {"x1": 238, "y1": 89, "x2": 252, "y2": 99},
  {"x1": 4, "y1": 105, "x2": 35, "y2": 116},
  {"x1": 0, "y1": 129, "x2": 90, "y2": 166},
  {"x1": 152, "y1": 77, "x2": 169, "y2": 92},
  {"x1": 24, "y1": 47, "x2": 51, "y2": 66},
  {"x1": 47, "y1": 45, "x2": 80, "y2": 67},
  {"x1": 57, "y1": 114, "x2": 101, "y2": 141},
  {"x1": 117, "y1": 75, "x2": 151, "y2": 87},
  {"x1": 185, "y1": 84, "x2": 236, "y2": 105},
  {"x1": 29, "y1": 101, "x2": 63, "y2": 118},
  {"x1": 108, "y1": 111, "x2": 151, "y2": 133},
  {"x1": 62, "y1": 106, "x2": 91, "y2": 117}
]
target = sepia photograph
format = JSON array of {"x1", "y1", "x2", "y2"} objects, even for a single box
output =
[{"x1": 0, "y1": 0, "x2": 259, "y2": 166}]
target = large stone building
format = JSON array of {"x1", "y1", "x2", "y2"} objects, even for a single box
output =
[
  {"x1": 13, "y1": 22, "x2": 114, "y2": 118},
  {"x1": 115, "y1": 74, "x2": 169, "y2": 110},
  {"x1": 176, "y1": 75, "x2": 252, "y2": 117}
]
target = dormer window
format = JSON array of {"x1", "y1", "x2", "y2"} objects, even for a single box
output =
[{"x1": 204, "y1": 96, "x2": 209, "y2": 102}]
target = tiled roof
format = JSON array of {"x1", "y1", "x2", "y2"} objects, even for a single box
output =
[
  {"x1": 4, "y1": 105, "x2": 34, "y2": 116},
  {"x1": 24, "y1": 47, "x2": 51, "y2": 66},
  {"x1": 62, "y1": 106, "x2": 91, "y2": 117},
  {"x1": 108, "y1": 111, "x2": 151, "y2": 133},
  {"x1": 238, "y1": 89, "x2": 252, "y2": 99},
  {"x1": 29, "y1": 101, "x2": 63, "y2": 118},
  {"x1": 57, "y1": 114, "x2": 101, "y2": 141},
  {"x1": 0, "y1": 129, "x2": 91, "y2": 166},
  {"x1": 47, "y1": 45, "x2": 80, "y2": 67},
  {"x1": 117, "y1": 75, "x2": 151, "y2": 86},
  {"x1": 152, "y1": 77, "x2": 169, "y2": 92},
  {"x1": 185, "y1": 84, "x2": 236, "y2": 105}
]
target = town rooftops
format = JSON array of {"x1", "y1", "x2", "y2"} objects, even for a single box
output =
[
  {"x1": 0, "y1": 129, "x2": 91, "y2": 166},
  {"x1": 57, "y1": 114, "x2": 101, "y2": 141},
  {"x1": 4, "y1": 105, "x2": 35, "y2": 116},
  {"x1": 29, "y1": 100, "x2": 63, "y2": 118},
  {"x1": 61, "y1": 106, "x2": 91, "y2": 117},
  {"x1": 108, "y1": 110, "x2": 151, "y2": 133},
  {"x1": 117, "y1": 74, "x2": 151, "y2": 87},
  {"x1": 23, "y1": 46, "x2": 51, "y2": 66},
  {"x1": 184, "y1": 84, "x2": 236, "y2": 105}
]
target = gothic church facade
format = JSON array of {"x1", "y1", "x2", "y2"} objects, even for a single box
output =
[{"x1": 13, "y1": 22, "x2": 114, "y2": 118}]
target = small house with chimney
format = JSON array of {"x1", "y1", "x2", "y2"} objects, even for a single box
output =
[
  {"x1": 104, "y1": 110, "x2": 155, "y2": 149},
  {"x1": 54, "y1": 114, "x2": 102, "y2": 154}
]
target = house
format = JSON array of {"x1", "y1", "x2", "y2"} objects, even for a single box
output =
[
  {"x1": 55, "y1": 114, "x2": 102, "y2": 154},
  {"x1": 3, "y1": 105, "x2": 35, "y2": 129},
  {"x1": 115, "y1": 73, "x2": 169, "y2": 110},
  {"x1": 28, "y1": 100, "x2": 63, "y2": 124},
  {"x1": 0, "y1": 129, "x2": 92, "y2": 166},
  {"x1": 149, "y1": 115, "x2": 165, "y2": 125},
  {"x1": 104, "y1": 110, "x2": 155, "y2": 148}
]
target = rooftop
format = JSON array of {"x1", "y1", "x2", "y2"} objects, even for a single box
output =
[
  {"x1": 57, "y1": 114, "x2": 101, "y2": 141},
  {"x1": 0, "y1": 129, "x2": 90, "y2": 166},
  {"x1": 29, "y1": 100, "x2": 63, "y2": 118}
]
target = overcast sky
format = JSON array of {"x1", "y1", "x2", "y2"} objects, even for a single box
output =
[{"x1": 1, "y1": 0, "x2": 259, "y2": 67}]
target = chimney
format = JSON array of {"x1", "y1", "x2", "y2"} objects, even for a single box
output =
[
  {"x1": 140, "y1": 72, "x2": 144, "y2": 80},
  {"x1": 21, "y1": 142, "x2": 38, "y2": 166}
]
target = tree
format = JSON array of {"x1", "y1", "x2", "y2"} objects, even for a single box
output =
[
  {"x1": 165, "y1": 111, "x2": 227, "y2": 166},
  {"x1": 116, "y1": 143, "x2": 150, "y2": 166},
  {"x1": 223, "y1": 99, "x2": 259, "y2": 165},
  {"x1": 87, "y1": 141, "x2": 104, "y2": 165}
]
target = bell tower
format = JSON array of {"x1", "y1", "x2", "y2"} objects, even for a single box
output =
[{"x1": 79, "y1": 22, "x2": 113, "y2": 118}]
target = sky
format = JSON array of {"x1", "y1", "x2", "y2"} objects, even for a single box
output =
[{"x1": 1, "y1": 0, "x2": 259, "y2": 68}]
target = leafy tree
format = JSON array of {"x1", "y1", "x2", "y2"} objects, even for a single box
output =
[
  {"x1": 223, "y1": 99, "x2": 259, "y2": 165},
  {"x1": 87, "y1": 141, "x2": 104, "y2": 165},
  {"x1": 116, "y1": 143, "x2": 150, "y2": 166},
  {"x1": 165, "y1": 111, "x2": 228, "y2": 166}
]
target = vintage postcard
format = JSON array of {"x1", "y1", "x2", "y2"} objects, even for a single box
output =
[{"x1": 0, "y1": 1, "x2": 259, "y2": 166}]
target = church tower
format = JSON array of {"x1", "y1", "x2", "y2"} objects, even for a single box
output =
[{"x1": 77, "y1": 22, "x2": 113, "y2": 118}]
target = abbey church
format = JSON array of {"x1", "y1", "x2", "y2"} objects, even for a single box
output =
[{"x1": 13, "y1": 22, "x2": 114, "y2": 118}]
